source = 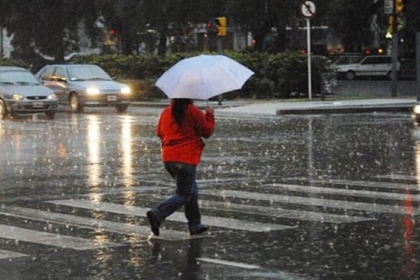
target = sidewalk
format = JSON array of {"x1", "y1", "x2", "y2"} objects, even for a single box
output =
[{"x1": 134, "y1": 98, "x2": 418, "y2": 116}]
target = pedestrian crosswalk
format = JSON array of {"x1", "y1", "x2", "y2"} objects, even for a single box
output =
[{"x1": 0, "y1": 175, "x2": 416, "y2": 260}]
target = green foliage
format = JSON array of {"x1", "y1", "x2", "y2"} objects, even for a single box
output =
[
  {"x1": 1, "y1": 0, "x2": 97, "y2": 63},
  {"x1": 327, "y1": 0, "x2": 378, "y2": 52},
  {"x1": 0, "y1": 58, "x2": 29, "y2": 68},
  {"x1": 72, "y1": 52, "x2": 331, "y2": 100}
]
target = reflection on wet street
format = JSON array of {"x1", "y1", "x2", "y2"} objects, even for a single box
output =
[{"x1": 0, "y1": 107, "x2": 419, "y2": 279}]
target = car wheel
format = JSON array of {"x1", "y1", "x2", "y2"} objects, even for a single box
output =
[
  {"x1": 0, "y1": 99, "x2": 9, "y2": 120},
  {"x1": 45, "y1": 111, "x2": 56, "y2": 119},
  {"x1": 69, "y1": 93, "x2": 83, "y2": 113},
  {"x1": 345, "y1": 71, "x2": 356, "y2": 80},
  {"x1": 115, "y1": 104, "x2": 129, "y2": 113}
]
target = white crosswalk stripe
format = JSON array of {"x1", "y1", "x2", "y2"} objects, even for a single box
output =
[
  {"x1": 0, "y1": 249, "x2": 27, "y2": 260},
  {"x1": 262, "y1": 183, "x2": 420, "y2": 201},
  {"x1": 48, "y1": 199, "x2": 296, "y2": 232},
  {"x1": 0, "y1": 224, "x2": 122, "y2": 251},
  {"x1": 286, "y1": 178, "x2": 420, "y2": 191},
  {"x1": 148, "y1": 196, "x2": 373, "y2": 224},
  {"x1": 0, "y1": 206, "x2": 189, "y2": 241},
  {"x1": 375, "y1": 174, "x2": 418, "y2": 181},
  {"x1": 200, "y1": 189, "x2": 420, "y2": 215}
]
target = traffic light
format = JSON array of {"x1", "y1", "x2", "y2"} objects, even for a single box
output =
[
  {"x1": 396, "y1": 0, "x2": 405, "y2": 14},
  {"x1": 388, "y1": 15, "x2": 394, "y2": 34},
  {"x1": 214, "y1": 17, "x2": 227, "y2": 36},
  {"x1": 206, "y1": 17, "x2": 227, "y2": 36},
  {"x1": 387, "y1": 15, "x2": 404, "y2": 34}
]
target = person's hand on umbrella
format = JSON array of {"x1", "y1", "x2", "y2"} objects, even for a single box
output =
[{"x1": 205, "y1": 105, "x2": 214, "y2": 115}]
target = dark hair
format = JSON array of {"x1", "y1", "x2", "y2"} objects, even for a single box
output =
[{"x1": 171, "y1": 99, "x2": 193, "y2": 127}]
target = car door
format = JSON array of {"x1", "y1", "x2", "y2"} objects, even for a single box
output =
[
  {"x1": 51, "y1": 66, "x2": 69, "y2": 103},
  {"x1": 375, "y1": 57, "x2": 392, "y2": 76},
  {"x1": 359, "y1": 57, "x2": 377, "y2": 77},
  {"x1": 39, "y1": 66, "x2": 66, "y2": 103}
]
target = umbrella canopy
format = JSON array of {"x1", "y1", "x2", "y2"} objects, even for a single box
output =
[{"x1": 155, "y1": 54, "x2": 254, "y2": 100}]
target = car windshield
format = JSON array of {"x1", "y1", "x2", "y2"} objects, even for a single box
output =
[
  {"x1": 66, "y1": 65, "x2": 112, "y2": 81},
  {"x1": 333, "y1": 56, "x2": 363, "y2": 65},
  {"x1": 0, "y1": 70, "x2": 40, "y2": 85}
]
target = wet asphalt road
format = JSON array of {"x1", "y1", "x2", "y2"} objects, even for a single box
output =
[{"x1": 0, "y1": 106, "x2": 419, "y2": 279}]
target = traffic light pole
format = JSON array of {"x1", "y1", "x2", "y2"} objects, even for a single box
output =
[
  {"x1": 217, "y1": 37, "x2": 223, "y2": 105},
  {"x1": 391, "y1": 0, "x2": 399, "y2": 97},
  {"x1": 417, "y1": 32, "x2": 420, "y2": 102}
]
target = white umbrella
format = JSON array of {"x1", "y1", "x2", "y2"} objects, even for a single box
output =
[{"x1": 155, "y1": 54, "x2": 254, "y2": 100}]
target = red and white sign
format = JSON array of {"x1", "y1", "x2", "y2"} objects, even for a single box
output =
[{"x1": 300, "y1": 1, "x2": 316, "y2": 19}]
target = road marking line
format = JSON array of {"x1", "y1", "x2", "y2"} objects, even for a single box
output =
[
  {"x1": 149, "y1": 196, "x2": 373, "y2": 224},
  {"x1": 263, "y1": 183, "x2": 420, "y2": 201},
  {"x1": 201, "y1": 190, "x2": 420, "y2": 215},
  {"x1": 0, "y1": 224, "x2": 122, "y2": 251},
  {"x1": 196, "y1": 257, "x2": 261, "y2": 269},
  {"x1": 287, "y1": 179, "x2": 420, "y2": 191},
  {"x1": 0, "y1": 249, "x2": 27, "y2": 260},
  {"x1": 49, "y1": 200, "x2": 296, "y2": 232},
  {"x1": 375, "y1": 174, "x2": 417, "y2": 181},
  {"x1": 79, "y1": 186, "x2": 169, "y2": 196},
  {"x1": 0, "y1": 206, "x2": 189, "y2": 241}
]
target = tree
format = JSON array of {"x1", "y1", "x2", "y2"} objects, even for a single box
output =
[
  {"x1": 225, "y1": 0, "x2": 331, "y2": 53},
  {"x1": 95, "y1": 0, "x2": 148, "y2": 54},
  {"x1": 327, "y1": 0, "x2": 378, "y2": 52},
  {"x1": 1, "y1": 0, "x2": 98, "y2": 67},
  {"x1": 142, "y1": 0, "x2": 225, "y2": 55},
  {"x1": 400, "y1": 0, "x2": 420, "y2": 56}
]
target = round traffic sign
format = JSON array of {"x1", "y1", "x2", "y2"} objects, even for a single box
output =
[{"x1": 300, "y1": 1, "x2": 316, "y2": 19}]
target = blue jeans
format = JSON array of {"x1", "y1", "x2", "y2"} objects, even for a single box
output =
[{"x1": 153, "y1": 162, "x2": 201, "y2": 227}]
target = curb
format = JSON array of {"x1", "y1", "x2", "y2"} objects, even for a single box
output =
[{"x1": 276, "y1": 104, "x2": 414, "y2": 115}]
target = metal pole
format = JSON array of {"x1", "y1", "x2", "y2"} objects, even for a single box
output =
[
  {"x1": 307, "y1": 18, "x2": 312, "y2": 100},
  {"x1": 0, "y1": 27, "x2": 3, "y2": 59},
  {"x1": 417, "y1": 32, "x2": 420, "y2": 102},
  {"x1": 217, "y1": 37, "x2": 223, "y2": 105},
  {"x1": 391, "y1": 0, "x2": 399, "y2": 97},
  {"x1": 0, "y1": 1, "x2": 2, "y2": 59}
]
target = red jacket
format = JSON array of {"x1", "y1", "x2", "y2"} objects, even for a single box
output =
[{"x1": 156, "y1": 103, "x2": 215, "y2": 165}]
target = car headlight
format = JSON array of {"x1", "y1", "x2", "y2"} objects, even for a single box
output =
[
  {"x1": 86, "y1": 87, "x2": 100, "y2": 95},
  {"x1": 12, "y1": 94, "x2": 23, "y2": 101},
  {"x1": 414, "y1": 105, "x2": 420, "y2": 114},
  {"x1": 121, "y1": 86, "x2": 131, "y2": 95},
  {"x1": 47, "y1": 94, "x2": 58, "y2": 101}
]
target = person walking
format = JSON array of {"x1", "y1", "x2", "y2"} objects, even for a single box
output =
[{"x1": 146, "y1": 99, "x2": 215, "y2": 236}]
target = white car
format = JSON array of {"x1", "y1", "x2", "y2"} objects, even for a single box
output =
[
  {"x1": 329, "y1": 55, "x2": 363, "y2": 70},
  {"x1": 334, "y1": 55, "x2": 398, "y2": 80},
  {"x1": 0, "y1": 66, "x2": 58, "y2": 119},
  {"x1": 35, "y1": 64, "x2": 132, "y2": 113}
]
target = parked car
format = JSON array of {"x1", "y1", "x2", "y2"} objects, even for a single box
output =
[
  {"x1": 333, "y1": 55, "x2": 399, "y2": 80},
  {"x1": 329, "y1": 55, "x2": 364, "y2": 70},
  {"x1": 0, "y1": 66, "x2": 58, "y2": 119},
  {"x1": 35, "y1": 64, "x2": 132, "y2": 113}
]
